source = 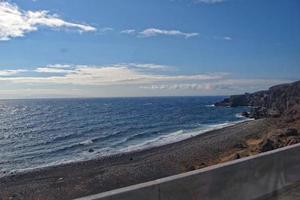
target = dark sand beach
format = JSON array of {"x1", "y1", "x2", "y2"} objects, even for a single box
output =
[{"x1": 0, "y1": 118, "x2": 277, "y2": 200}]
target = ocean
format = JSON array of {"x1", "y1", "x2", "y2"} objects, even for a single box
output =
[{"x1": 0, "y1": 96, "x2": 250, "y2": 174}]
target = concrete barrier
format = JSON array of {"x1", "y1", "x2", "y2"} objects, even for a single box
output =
[{"x1": 75, "y1": 143, "x2": 300, "y2": 200}]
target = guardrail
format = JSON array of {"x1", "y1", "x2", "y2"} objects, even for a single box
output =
[{"x1": 75, "y1": 143, "x2": 300, "y2": 200}]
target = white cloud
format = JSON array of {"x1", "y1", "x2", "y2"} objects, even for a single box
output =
[
  {"x1": 194, "y1": 0, "x2": 226, "y2": 4},
  {"x1": 140, "y1": 79, "x2": 291, "y2": 94},
  {"x1": 0, "y1": 64, "x2": 292, "y2": 98},
  {"x1": 35, "y1": 67, "x2": 72, "y2": 73},
  {"x1": 0, "y1": 69, "x2": 27, "y2": 76},
  {"x1": 0, "y1": 64, "x2": 293, "y2": 98},
  {"x1": 223, "y1": 36, "x2": 232, "y2": 40},
  {"x1": 213, "y1": 36, "x2": 232, "y2": 41},
  {"x1": 139, "y1": 28, "x2": 199, "y2": 38},
  {"x1": 115, "y1": 63, "x2": 170, "y2": 70},
  {"x1": 98, "y1": 27, "x2": 114, "y2": 34},
  {"x1": 120, "y1": 29, "x2": 136, "y2": 35},
  {"x1": 0, "y1": 2, "x2": 96, "y2": 41},
  {"x1": 45, "y1": 64, "x2": 72, "y2": 69},
  {"x1": 120, "y1": 28, "x2": 199, "y2": 38},
  {"x1": 35, "y1": 64, "x2": 74, "y2": 73},
  {"x1": 140, "y1": 83, "x2": 214, "y2": 91},
  {"x1": 0, "y1": 64, "x2": 224, "y2": 85}
]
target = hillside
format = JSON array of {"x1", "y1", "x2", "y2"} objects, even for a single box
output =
[{"x1": 215, "y1": 80, "x2": 300, "y2": 120}]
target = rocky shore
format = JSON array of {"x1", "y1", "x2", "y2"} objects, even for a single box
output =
[
  {"x1": 215, "y1": 80, "x2": 300, "y2": 120},
  {"x1": 214, "y1": 80, "x2": 300, "y2": 160}
]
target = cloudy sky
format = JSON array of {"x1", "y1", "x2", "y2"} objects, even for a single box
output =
[{"x1": 0, "y1": 0, "x2": 299, "y2": 98}]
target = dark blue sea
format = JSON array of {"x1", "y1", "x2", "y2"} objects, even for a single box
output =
[{"x1": 0, "y1": 97, "x2": 250, "y2": 174}]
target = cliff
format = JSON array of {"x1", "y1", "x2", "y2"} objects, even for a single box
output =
[{"x1": 215, "y1": 81, "x2": 300, "y2": 120}]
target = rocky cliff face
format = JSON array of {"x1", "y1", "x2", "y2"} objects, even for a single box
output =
[{"x1": 215, "y1": 81, "x2": 300, "y2": 120}]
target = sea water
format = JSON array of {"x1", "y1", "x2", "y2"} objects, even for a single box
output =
[{"x1": 0, "y1": 96, "x2": 250, "y2": 174}]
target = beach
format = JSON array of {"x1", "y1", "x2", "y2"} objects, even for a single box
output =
[
  {"x1": 1, "y1": 0, "x2": 299, "y2": 199},
  {"x1": 0, "y1": 118, "x2": 275, "y2": 200}
]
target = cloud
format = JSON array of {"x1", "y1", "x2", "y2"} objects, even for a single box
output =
[
  {"x1": 120, "y1": 29, "x2": 136, "y2": 35},
  {"x1": 33, "y1": 63, "x2": 170, "y2": 78},
  {"x1": 223, "y1": 36, "x2": 232, "y2": 40},
  {"x1": 140, "y1": 83, "x2": 214, "y2": 91},
  {"x1": 0, "y1": 63, "x2": 292, "y2": 98},
  {"x1": 0, "y1": 2, "x2": 96, "y2": 41},
  {"x1": 120, "y1": 28, "x2": 199, "y2": 38},
  {"x1": 213, "y1": 36, "x2": 232, "y2": 41},
  {"x1": 98, "y1": 27, "x2": 114, "y2": 34},
  {"x1": 139, "y1": 28, "x2": 199, "y2": 38},
  {"x1": 0, "y1": 64, "x2": 293, "y2": 98},
  {"x1": 140, "y1": 79, "x2": 291, "y2": 94},
  {"x1": 45, "y1": 64, "x2": 72, "y2": 69},
  {"x1": 193, "y1": 0, "x2": 226, "y2": 4},
  {"x1": 34, "y1": 64, "x2": 74, "y2": 73},
  {"x1": 0, "y1": 69, "x2": 27, "y2": 76},
  {"x1": 0, "y1": 64, "x2": 224, "y2": 86},
  {"x1": 115, "y1": 63, "x2": 170, "y2": 70}
]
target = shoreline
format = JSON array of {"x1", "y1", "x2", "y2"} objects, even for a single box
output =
[
  {"x1": 0, "y1": 118, "x2": 273, "y2": 200},
  {"x1": 1, "y1": 118, "x2": 252, "y2": 178},
  {"x1": 0, "y1": 117, "x2": 252, "y2": 177}
]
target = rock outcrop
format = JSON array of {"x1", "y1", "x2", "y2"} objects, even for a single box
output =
[
  {"x1": 214, "y1": 94, "x2": 251, "y2": 107},
  {"x1": 215, "y1": 81, "x2": 300, "y2": 119},
  {"x1": 259, "y1": 128, "x2": 300, "y2": 152}
]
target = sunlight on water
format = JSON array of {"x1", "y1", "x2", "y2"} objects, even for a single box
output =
[{"x1": 0, "y1": 97, "x2": 249, "y2": 174}]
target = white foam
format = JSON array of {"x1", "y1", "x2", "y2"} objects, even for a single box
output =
[
  {"x1": 118, "y1": 119, "x2": 251, "y2": 153},
  {"x1": 235, "y1": 113, "x2": 245, "y2": 118},
  {"x1": 79, "y1": 139, "x2": 94, "y2": 145},
  {"x1": 3, "y1": 119, "x2": 253, "y2": 175}
]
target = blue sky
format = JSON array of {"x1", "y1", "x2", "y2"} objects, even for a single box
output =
[{"x1": 0, "y1": 0, "x2": 299, "y2": 98}]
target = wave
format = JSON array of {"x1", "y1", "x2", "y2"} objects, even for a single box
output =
[
  {"x1": 79, "y1": 139, "x2": 94, "y2": 145},
  {"x1": 1, "y1": 97, "x2": 253, "y2": 174},
  {"x1": 34, "y1": 118, "x2": 254, "y2": 158},
  {"x1": 235, "y1": 113, "x2": 246, "y2": 118},
  {"x1": 0, "y1": 146, "x2": 116, "y2": 177},
  {"x1": 113, "y1": 130, "x2": 162, "y2": 145},
  {"x1": 117, "y1": 119, "x2": 251, "y2": 153},
  {"x1": 0, "y1": 121, "x2": 253, "y2": 176},
  {"x1": 205, "y1": 104, "x2": 215, "y2": 107}
]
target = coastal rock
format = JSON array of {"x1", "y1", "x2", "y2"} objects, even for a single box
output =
[
  {"x1": 214, "y1": 94, "x2": 251, "y2": 107},
  {"x1": 258, "y1": 127, "x2": 300, "y2": 153},
  {"x1": 267, "y1": 109, "x2": 281, "y2": 118},
  {"x1": 249, "y1": 107, "x2": 268, "y2": 119},
  {"x1": 214, "y1": 98, "x2": 231, "y2": 107},
  {"x1": 259, "y1": 138, "x2": 278, "y2": 152},
  {"x1": 233, "y1": 143, "x2": 247, "y2": 149},
  {"x1": 284, "y1": 104, "x2": 300, "y2": 122},
  {"x1": 286, "y1": 136, "x2": 300, "y2": 146},
  {"x1": 284, "y1": 128, "x2": 298, "y2": 137},
  {"x1": 88, "y1": 148, "x2": 94, "y2": 153},
  {"x1": 234, "y1": 153, "x2": 241, "y2": 159},
  {"x1": 215, "y1": 81, "x2": 300, "y2": 120},
  {"x1": 276, "y1": 128, "x2": 299, "y2": 138},
  {"x1": 241, "y1": 111, "x2": 250, "y2": 118}
]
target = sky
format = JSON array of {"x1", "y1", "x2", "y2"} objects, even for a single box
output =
[{"x1": 0, "y1": 0, "x2": 299, "y2": 98}]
